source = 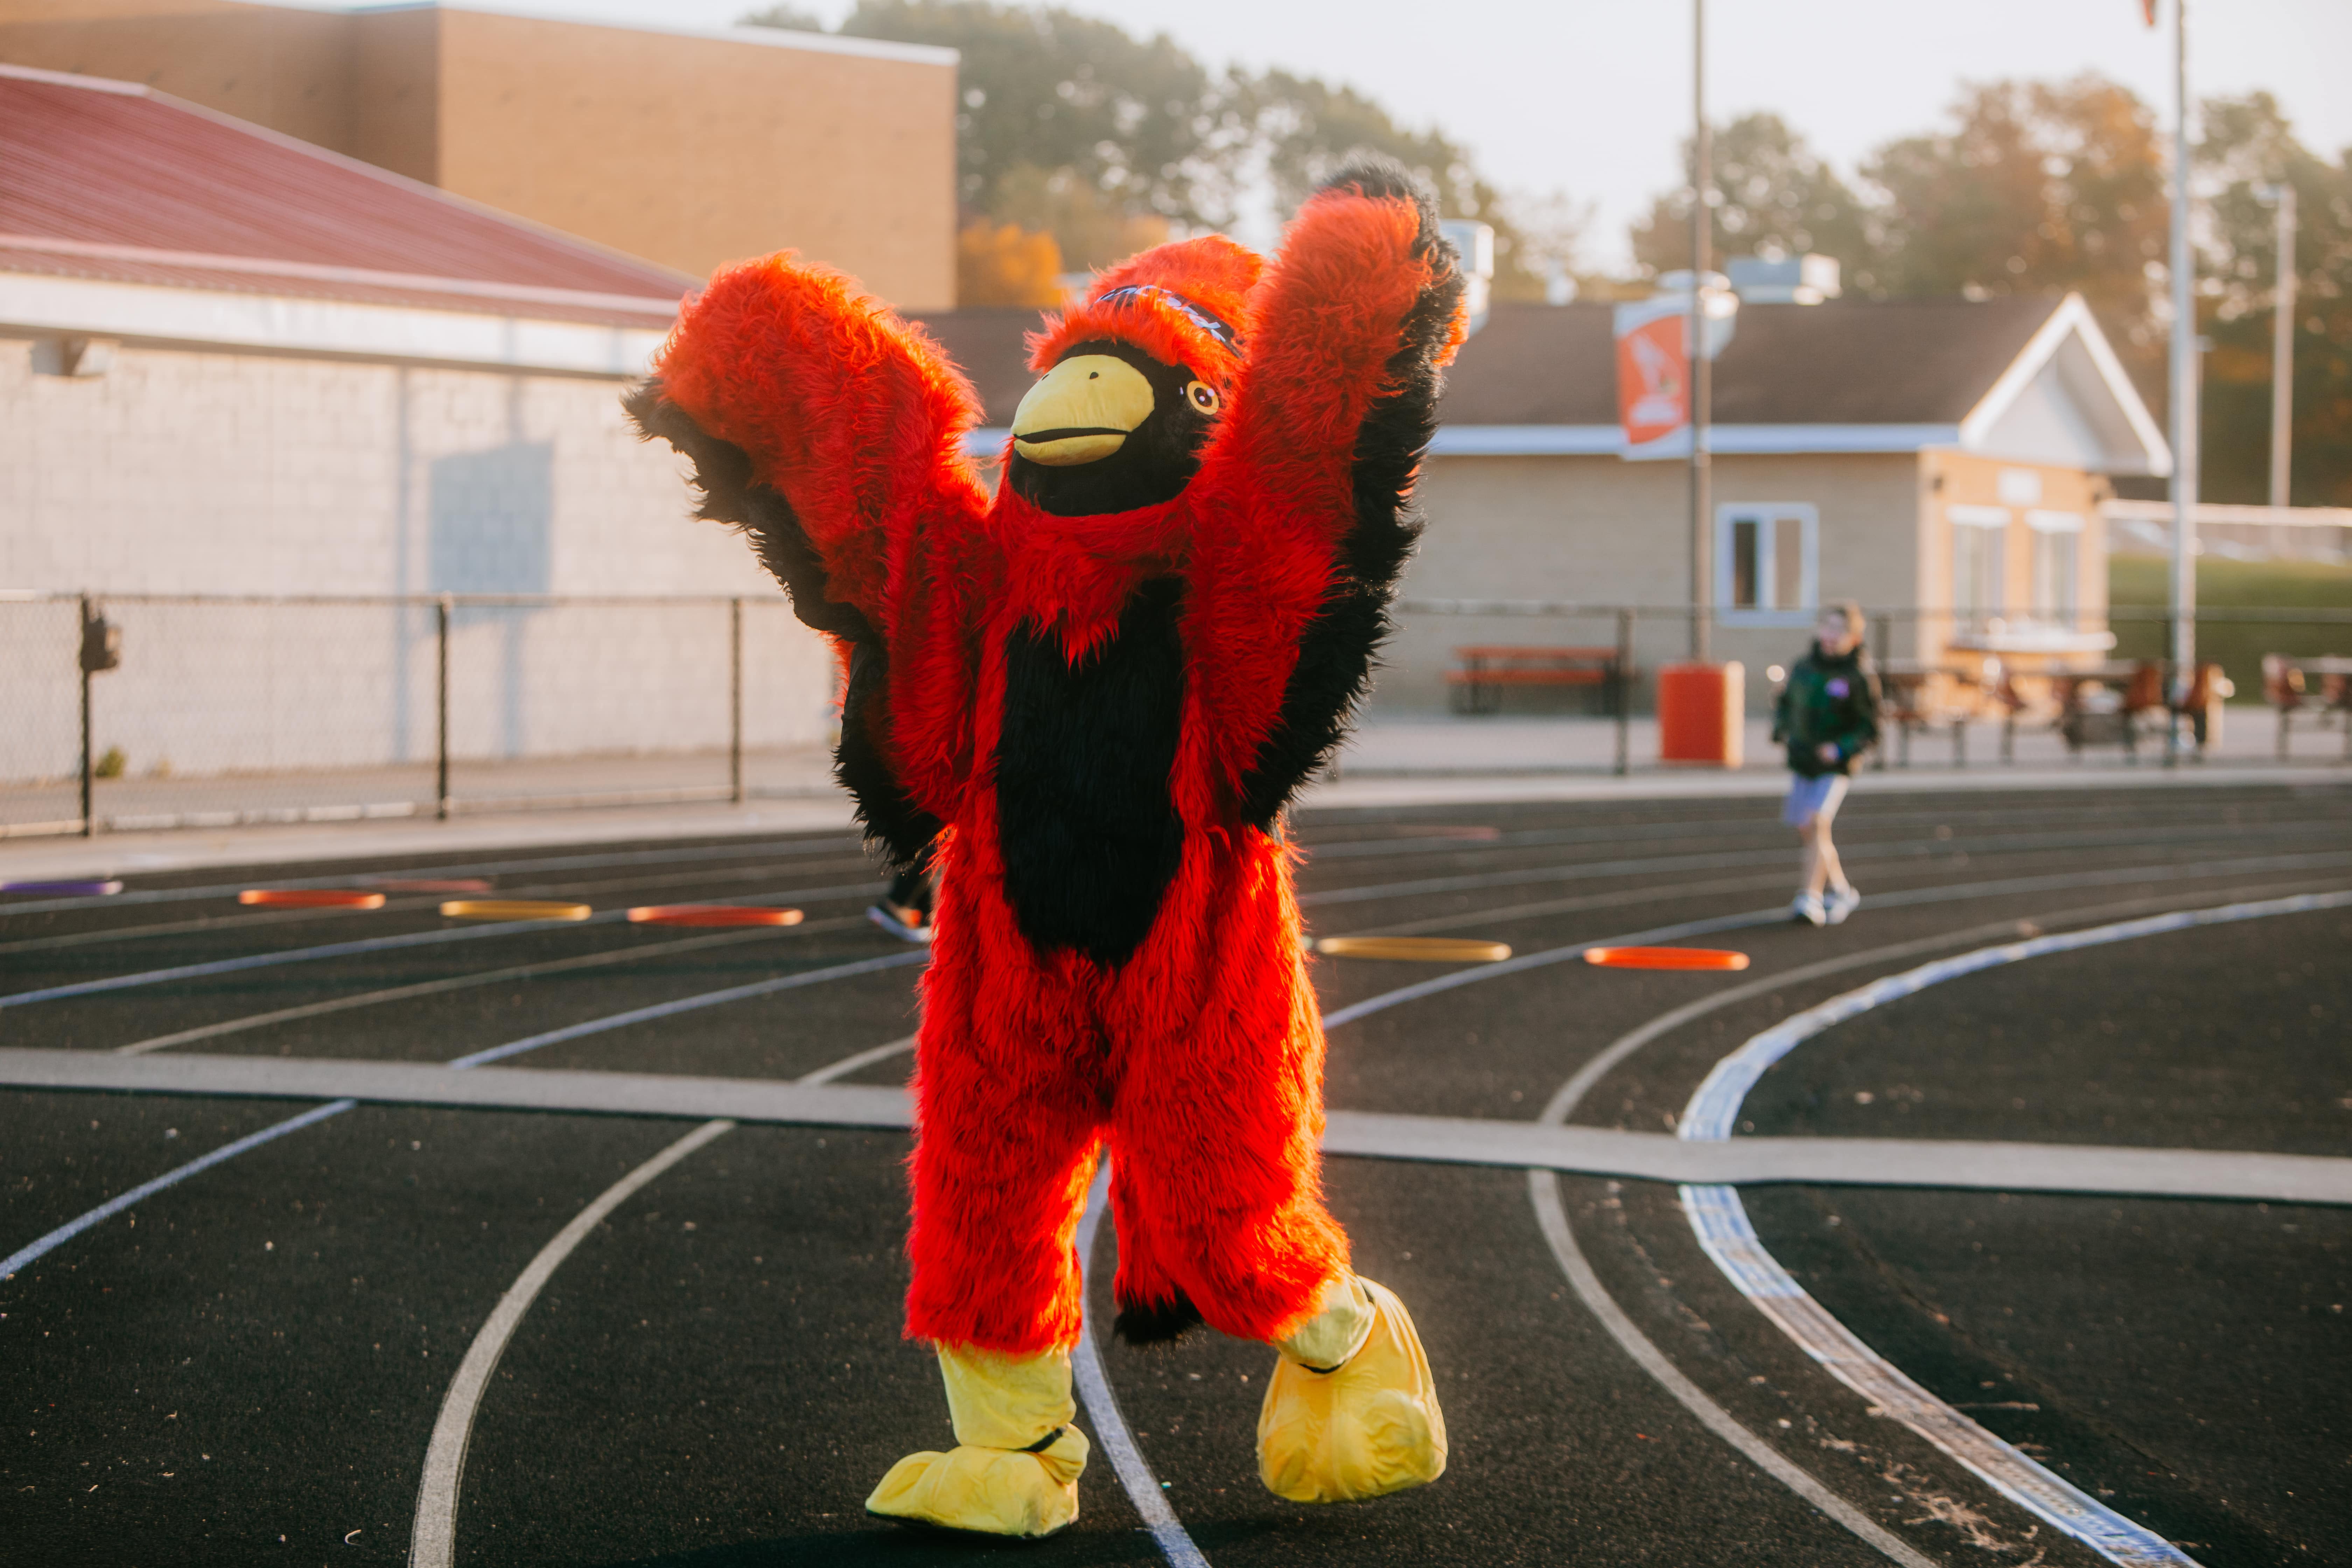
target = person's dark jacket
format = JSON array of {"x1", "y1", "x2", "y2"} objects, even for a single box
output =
[{"x1": 1773, "y1": 642, "x2": 1881, "y2": 777}]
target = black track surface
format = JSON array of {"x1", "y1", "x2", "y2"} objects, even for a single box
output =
[{"x1": 4, "y1": 786, "x2": 2349, "y2": 1567}]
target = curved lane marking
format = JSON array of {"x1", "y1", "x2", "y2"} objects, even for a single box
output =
[
  {"x1": 410, "y1": 1046, "x2": 1206, "y2": 1568},
  {"x1": 1527, "y1": 1172, "x2": 1938, "y2": 1567},
  {"x1": 2, "y1": 952, "x2": 926, "y2": 1274},
  {"x1": 1678, "y1": 888, "x2": 2352, "y2": 1568},
  {"x1": 0, "y1": 1098, "x2": 359, "y2": 1281},
  {"x1": 1073, "y1": 1161, "x2": 1212, "y2": 1567},
  {"x1": 408, "y1": 1116, "x2": 736, "y2": 1568}
]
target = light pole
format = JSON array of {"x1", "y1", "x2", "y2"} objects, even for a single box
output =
[
  {"x1": 1689, "y1": 0, "x2": 1712, "y2": 663},
  {"x1": 2165, "y1": 0, "x2": 2197, "y2": 758},
  {"x1": 2262, "y1": 182, "x2": 2298, "y2": 509}
]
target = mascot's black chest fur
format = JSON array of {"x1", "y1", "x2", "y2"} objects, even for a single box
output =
[{"x1": 994, "y1": 576, "x2": 1186, "y2": 966}]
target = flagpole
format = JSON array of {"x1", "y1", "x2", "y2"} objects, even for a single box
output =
[
  {"x1": 2166, "y1": 0, "x2": 2197, "y2": 756},
  {"x1": 1689, "y1": 0, "x2": 1712, "y2": 663}
]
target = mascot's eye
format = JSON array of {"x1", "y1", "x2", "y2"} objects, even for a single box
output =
[{"x1": 1185, "y1": 380, "x2": 1221, "y2": 415}]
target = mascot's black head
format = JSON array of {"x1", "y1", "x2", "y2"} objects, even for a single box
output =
[
  {"x1": 1006, "y1": 340, "x2": 1221, "y2": 517},
  {"x1": 1006, "y1": 276, "x2": 1250, "y2": 518}
]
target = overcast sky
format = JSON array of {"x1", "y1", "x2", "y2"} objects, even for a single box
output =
[{"x1": 446, "y1": 0, "x2": 2346, "y2": 269}]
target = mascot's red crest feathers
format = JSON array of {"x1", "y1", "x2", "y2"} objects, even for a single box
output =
[{"x1": 1027, "y1": 235, "x2": 1264, "y2": 386}]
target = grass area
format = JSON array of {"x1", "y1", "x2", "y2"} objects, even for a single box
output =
[{"x1": 2109, "y1": 554, "x2": 2352, "y2": 699}]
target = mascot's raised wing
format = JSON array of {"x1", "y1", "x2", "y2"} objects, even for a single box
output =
[{"x1": 627, "y1": 155, "x2": 1466, "y2": 1539}]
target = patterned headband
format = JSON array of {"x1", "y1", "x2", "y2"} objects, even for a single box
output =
[{"x1": 1092, "y1": 284, "x2": 1243, "y2": 352}]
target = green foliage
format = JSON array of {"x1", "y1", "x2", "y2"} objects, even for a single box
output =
[
  {"x1": 2108, "y1": 555, "x2": 2352, "y2": 695},
  {"x1": 1629, "y1": 113, "x2": 1874, "y2": 287},
  {"x1": 833, "y1": 0, "x2": 1231, "y2": 236},
  {"x1": 2194, "y1": 92, "x2": 2352, "y2": 507},
  {"x1": 751, "y1": 1, "x2": 1571, "y2": 297},
  {"x1": 93, "y1": 746, "x2": 126, "y2": 779}
]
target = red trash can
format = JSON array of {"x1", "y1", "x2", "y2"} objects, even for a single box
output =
[{"x1": 1657, "y1": 661, "x2": 1745, "y2": 767}]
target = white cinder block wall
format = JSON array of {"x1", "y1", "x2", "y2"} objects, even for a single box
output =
[{"x1": 0, "y1": 338, "x2": 838, "y2": 782}]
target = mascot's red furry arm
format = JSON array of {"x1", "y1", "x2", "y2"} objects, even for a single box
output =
[{"x1": 627, "y1": 156, "x2": 1465, "y2": 1537}]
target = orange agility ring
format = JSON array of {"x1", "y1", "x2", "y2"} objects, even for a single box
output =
[
  {"x1": 237, "y1": 889, "x2": 386, "y2": 909},
  {"x1": 1315, "y1": 936, "x2": 1512, "y2": 963},
  {"x1": 439, "y1": 899, "x2": 592, "y2": 922},
  {"x1": 626, "y1": 905, "x2": 805, "y2": 927},
  {"x1": 1583, "y1": 946, "x2": 1750, "y2": 971}
]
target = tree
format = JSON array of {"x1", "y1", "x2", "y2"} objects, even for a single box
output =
[
  {"x1": 2194, "y1": 92, "x2": 2352, "y2": 505},
  {"x1": 828, "y1": 0, "x2": 1237, "y2": 238},
  {"x1": 1226, "y1": 69, "x2": 1549, "y2": 299},
  {"x1": 1628, "y1": 113, "x2": 1874, "y2": 288},
  {"x1": 1864, "y1": 75, "x2": 2169, "y2": 387},
  {"x1": 745, "y1": 1, "x2": 1560, "y2": 302}
]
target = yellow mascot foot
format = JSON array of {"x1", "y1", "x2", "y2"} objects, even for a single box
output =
[
  {"x1": 864, "y1": 1426, "x2": 1088, "y2": 1538},
  {"x1": 865, "y1": 1343, "x2": 1088, "y2": 1538},
  {"x1": 1258, "y1": 1274, "x2": 1447, "y2": 1504}
]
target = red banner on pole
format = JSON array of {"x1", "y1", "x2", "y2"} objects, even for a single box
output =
[{"x1": 1616, "y1": 309, "x2": 1689, "y2": 452}]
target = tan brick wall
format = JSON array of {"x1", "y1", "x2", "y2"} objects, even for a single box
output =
[{"x1": 1387, "y1": 450, "x2": 1923, "y2": 713}]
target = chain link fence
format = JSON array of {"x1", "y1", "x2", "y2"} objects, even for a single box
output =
[
  {"x1": 5, "y1": 592, "x2": 2348, "y2": 839},
  {"x1": 0, "y1": 593, "x2": 839, "y2": 838}
]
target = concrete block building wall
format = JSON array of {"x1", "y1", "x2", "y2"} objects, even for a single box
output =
[
  {"x1": 0, "y1": 337, "x2": 838, "y2": 783},
  {"x1": 1390, "y1": 451, "x2": 1924, "y2": 715}
]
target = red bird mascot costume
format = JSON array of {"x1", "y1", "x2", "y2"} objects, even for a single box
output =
[{"x1": 628, "y1": 157, "x2": 1465, "y2": 1538}]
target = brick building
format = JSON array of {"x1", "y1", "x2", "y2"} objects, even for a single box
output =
[
  {"x1": 0, "y1": 64, "x2": 838, "y2": 788},
  {"x1": 0, "y1": 0, "x2": 959, "y2": 307}
]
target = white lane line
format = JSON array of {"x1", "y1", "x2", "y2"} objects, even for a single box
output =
[
  {"x1": 5, "y1": 954, "x2": 926, "y2": 1278},
  {"x1": 794, "y1": 1034, "x2": 913, "y2": 1086},
  {"x1": 1527, "y1": 1170, "x2": 1938, "y2": 1568},
  {"x1": 0, "y1": 834, "x2": 865, "y2": 917},
  {"x1": 1676, "y1": 888, "x2": 2352, "y2": 1568},
  {"x1": 1679, "y1": 888, "x2": 2352, "y2": 1142},
  {"x1": 0, "y1": 881, "x2": 880, "y2": 1011},
  {"x1": 444, "y1": 949, "x2": 927, "y2": 1067},
  {"x1": 30, "y1": 1050, "x2": 2350, "y2": 1205},
  {"x1": 1072, "y1": 1160, "x2": 1211, "y2": 1568},
  {"x1": 1298, "y1": 817, "x2": 2334, "y2": 911},
  {"x1": 1324, "y1": 847, "x2": 2352, "y2": 1034},
  {"x1": 402, "y1": 1032, "x2": 995, "y2": 1568},
  {"x1": 0, "y1": 1099, "x2": 358, "y2": 1280},
  {"x1": 112, "y1": 919, "x2": 864, "y2": 1056},
  {"x1": 407, "y1": 1116, "x2": 737, "y2": 1568},
  {"x1": 1321, "y1": 910, "x2": 1772, "y2": 1029}
]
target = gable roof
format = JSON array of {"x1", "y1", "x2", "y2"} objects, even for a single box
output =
[
  {"x1": 0, "y1": 63, "x2": 688, "y2": 327},
  {"x1": 925, "y1": 290, "x2": 2170, "y2": 475}
]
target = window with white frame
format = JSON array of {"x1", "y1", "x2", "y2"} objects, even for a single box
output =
[
  {"x1": 1716, "y1": 503, "x2": 1817, "y2": 622},
  {"x1": 2025, "y1": 509, "x2": 2081, "y2": 624},
  {"x1": 1949, "y1": 504, "x2": 2008, "y2": 632}
]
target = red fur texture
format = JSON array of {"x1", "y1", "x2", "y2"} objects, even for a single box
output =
[{"x1": 648, "y1": 194, "x2": 1461, "y2": 1357}]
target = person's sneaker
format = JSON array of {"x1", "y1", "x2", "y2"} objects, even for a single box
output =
[
  {"x1": 1823, "y1": 884, "x2": 1862, "y2": 925},
  {"x1": 1790, "y1": 890, "x2": 1826, "y2": 926},
  {"x1": 868, "y1": 901, "x2": 934, "y2": 944}
]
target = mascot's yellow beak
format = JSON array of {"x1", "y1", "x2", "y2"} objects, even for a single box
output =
[{"x1": 1011, "y1": 355, "x2": 1154, "y2": 466}]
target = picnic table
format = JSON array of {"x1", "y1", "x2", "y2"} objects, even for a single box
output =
[
  {"x1": 2264, "y1": 654, "x2": 2352, "y2": 759},
  {"x1": 1875, "y1": 662, "x2": 1976, "y2": 768},
  {"x1": 1447, "y1": 645, "x2": 1633, "y2": 715}
]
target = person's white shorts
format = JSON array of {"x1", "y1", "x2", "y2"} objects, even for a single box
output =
[{"x1": 1783, "y1": 772, "x2": 1849, "y2": 827}]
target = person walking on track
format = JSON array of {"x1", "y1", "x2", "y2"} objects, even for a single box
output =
[{"x1": 1774, "y1": 601, "x2": 1879, "y2": 926}]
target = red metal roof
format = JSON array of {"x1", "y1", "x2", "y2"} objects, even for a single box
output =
[{"x1": 0, "y1": 63, "x2": 689, "y2": 321}]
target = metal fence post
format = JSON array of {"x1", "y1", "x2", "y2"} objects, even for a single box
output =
[
  {"x1": 1871, "y1": 612, "x2": 1892, "y2": 772},
  {"x1": 435, "y1": 594, "x2": 452, "y2": 820},
  {"x1": 78, "y1": 593, "x2": 94, "y2": 838},
  {"x1": 729, "y1": 597, "x2": 745, "y2": 805},
  {"x1": 1613, "y1": 607, "x2": 1633, "y2": 776}
]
